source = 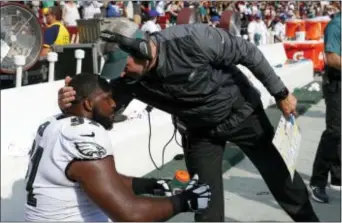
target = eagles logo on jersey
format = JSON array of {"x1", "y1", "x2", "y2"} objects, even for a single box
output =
[{"x1": 74, "y1": 142, "x2": 107, "y2": 159}]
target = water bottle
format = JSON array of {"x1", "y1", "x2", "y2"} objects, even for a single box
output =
[{"x1": 171, "y1": 170, "x2": 190, "y2": 195}]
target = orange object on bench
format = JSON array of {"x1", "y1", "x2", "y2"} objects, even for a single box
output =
[
  {"x1": 286, "y1": 19, "x2": 305, "y2": 39},
  {"x1": 305, "y1": 20, "x2": 322, "y2": 40}
]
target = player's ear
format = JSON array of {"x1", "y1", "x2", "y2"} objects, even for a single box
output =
[{"x1": 83, "y1": 99, "x2": 93, "y2": 112}]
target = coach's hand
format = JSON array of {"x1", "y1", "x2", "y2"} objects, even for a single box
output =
[
  {"x1": 180, "y1": 174, "x2": 211, "y2": 213},
  {"x1": 277, "y1": 93, "x2": 297, "y2": 118},
  {"x1": 58, "y1": 76, "x2": 76, "y2": 111}
]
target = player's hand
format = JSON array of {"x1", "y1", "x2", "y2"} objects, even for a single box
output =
[
  {"x1": 181, "y1": 174, "x2": 211, "y2": 213},
  {"x1": 153, "y1": 179, "x2": 173, "y2": 197},
  {"x1": 276, "y1": 93, "x2": 297, "y2": 118},
  {"x1": 58, "y1": 76, "x2": 76, "y2": 111}
]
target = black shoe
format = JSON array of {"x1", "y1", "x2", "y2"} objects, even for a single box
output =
[{"x1": 310, "y1": 186, "x2": 329, "y2": 203}]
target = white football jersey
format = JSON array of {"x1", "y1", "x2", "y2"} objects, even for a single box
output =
[{"x1": 24, "y1": 115, "x2": 113, "y2": 222}]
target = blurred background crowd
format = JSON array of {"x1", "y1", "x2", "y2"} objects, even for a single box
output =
[
  {"x1": 15, "y1": 1, "x2": 341, "y2": 28},
  {"x1": 6, "y1": 1, "x2": 338, "y2": 48}
]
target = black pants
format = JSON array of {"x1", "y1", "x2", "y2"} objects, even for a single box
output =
[
  {"x1": 181, "y1": 107, "x2": 319, "y2": 222},
  {"x1": 310, "y1": 78, "x2": 341, "y2": 187}
]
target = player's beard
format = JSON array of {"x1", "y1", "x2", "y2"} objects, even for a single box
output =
[{"x1": 92, "y1": 106, "x2": 114, "y2": 130}]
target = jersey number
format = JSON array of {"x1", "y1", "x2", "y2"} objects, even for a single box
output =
[{"x1": 25, "y1": 121, "x2": 50, "y2": 207}]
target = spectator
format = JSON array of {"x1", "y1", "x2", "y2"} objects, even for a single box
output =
[
  {"x1": 123, "y1": 1, "x2": 134, "y2": 20},
  {"x1": 156, "y1": 1, "x2": 166, "y2": 16},
  {"x1": 248, "y1": 14, "x2": 268, "y2": 45},
  {"x1": 42, "y1": 0, "x2": 55, "y2": 11},
  {"x1": 62, "y1": 0, "x2": 80, "y2": 26},
  {"x1": 132, "y1": 1, "x2": 142, "y2": 19},
  {"x1": 141, "y1": 10, "x2": 161, "y2": 34},
  {"x1": 41, "y1": 6, "x2": 70, "y2": 57},
  {"x1": 80, "y1": 1, "x2": 103, "y2": 20},
  {"x1": 273, "y1": 14, "x2": 287, "y2": 42},
  {"x1": 30, "y1": 1, "x2": 41, "y2": 17},
  {"x1": 199, "y1": 1, "x2": 209, "y2": 23},
  {"x1": 210, "y1": 15, "x2": 220, "y2": 28},
  {"x1": 167, "y1": 1, "x2": 182, "y2": 25},
  {"x1": 208, "y1": 1, "x2": 220, "y2": 18},
  {"x1": 107, "y1": 2, "x2": 121, "y2": 18}
]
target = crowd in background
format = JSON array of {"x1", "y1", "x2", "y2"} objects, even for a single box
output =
[
  {"x1": 17, "y1": 1, "x2": 340, "y2": 25},
  {"x1": 9, "y1": 1, "x2": 342, "y2": 46}
]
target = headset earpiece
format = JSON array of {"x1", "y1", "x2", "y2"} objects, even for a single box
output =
[{"x1": 99, "y1": 30, "x2": 152, "y2": 61}]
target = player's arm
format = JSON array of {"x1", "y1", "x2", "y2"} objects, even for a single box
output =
[
  {"x1": 119, "y1": 173, "x2": 172, "y2": 197},
  {"x1": 62, "y1": 121, "x2": 210, "y2": 222},
  {"x1": 68, "y1": 156, "x2": 177, "y2": 221}
]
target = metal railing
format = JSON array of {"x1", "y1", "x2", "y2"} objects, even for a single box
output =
[{"x1": 13, "y1": 49, "x2": 87, "y2": 88}]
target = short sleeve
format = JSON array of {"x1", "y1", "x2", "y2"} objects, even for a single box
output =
[
  {"x1": 324, "y1": 23, "x2": 341, "y2": 55},
  {"x1": 60, "y1": 118, "x2": 113, "y2": 160},
  {"x1": 43, "y1": 25, "x2": 60, "y2": 47},
  {"x1": 199, "y1": 7, "x2": 206, "y2": 16}
]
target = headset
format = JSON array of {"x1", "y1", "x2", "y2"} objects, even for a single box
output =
[{"x1": 99, "y1": 29, "x2": 153, "y2": 61}]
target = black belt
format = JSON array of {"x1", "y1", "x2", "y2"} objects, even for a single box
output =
[{"x1": 326, "y1": 67, "x2": 341, "y2": 81}]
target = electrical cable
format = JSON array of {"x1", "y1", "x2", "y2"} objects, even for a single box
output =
[
  {"x1": 147, "y1": 107, "x2": 177, "y2": 171},
  {"x1": 174, "y1": 131, "x2": 183, "y2": 148}
]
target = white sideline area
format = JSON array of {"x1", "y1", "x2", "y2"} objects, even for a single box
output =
[{"x1": 1, "y1": 43, "x2": 313, "y2": 221}]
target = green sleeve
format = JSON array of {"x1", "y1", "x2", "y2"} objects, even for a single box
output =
[{"x1": 324, "y1": 23, "x2": 341, "y2": 56}]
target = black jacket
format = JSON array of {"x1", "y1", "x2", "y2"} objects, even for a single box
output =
[{"x1": 111, "y1": 24, "x2": 285, "y2": 129}]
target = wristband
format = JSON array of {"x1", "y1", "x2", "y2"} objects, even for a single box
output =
[
  {"x1": 274, "y1": 87, "x2": 289, "y2": 101},
  {"x1": 132, "y1": 177, "x2": 158, "y2": 195},
  {"x1": 169, "y1": 194, "x2": 188, "y2": 214}
]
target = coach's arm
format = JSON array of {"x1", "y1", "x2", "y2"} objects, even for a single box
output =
[{"x1": 191, "y1": 25, "x2": 297, "y2": 117}]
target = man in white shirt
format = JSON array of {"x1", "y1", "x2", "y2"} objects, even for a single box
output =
[
  {"x1": 141, "y1": 10, "x2": 162, "y2": 34},
  {"x1": 247, "y1": 14, "x2": 268, "y2": 45},
  {"x1": 274, "y1": 14, "x2": 287, "y2": 42},
  {"x1": 80, "y1": 1, "x2": 103, "y2": 19},
  {"x1": 24, "y1": 73, "x2": 211, "y2": 222},
  {"x1": 156, "y1": 1, "x2": 165, "y2": 16}
]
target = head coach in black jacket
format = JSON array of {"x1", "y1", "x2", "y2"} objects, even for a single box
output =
[{"x1": 58, "y1": 18, "x2": 319, "y2": 222}]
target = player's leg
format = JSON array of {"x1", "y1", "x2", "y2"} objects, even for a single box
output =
[{"x1": 181, "y1": 134, "x2": 226, "y2": 222}]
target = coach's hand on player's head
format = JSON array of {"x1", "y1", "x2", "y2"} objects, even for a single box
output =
[{"x1": 58, "y1": 76, "x2": 76, "y2": 111}]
